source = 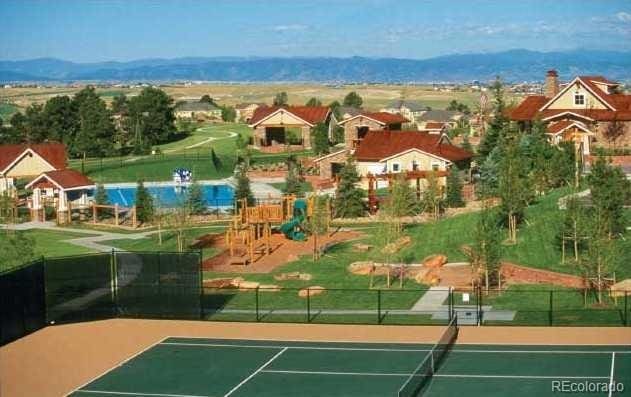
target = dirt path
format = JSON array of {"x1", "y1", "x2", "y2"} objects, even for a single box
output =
[{"x1": 2, "y1": 319, "x2": 629, "y2": 397}]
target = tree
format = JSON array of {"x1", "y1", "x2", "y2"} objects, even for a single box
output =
[
  {"x1": 305, "y1": 97, "x2": 322, "y2": 107},
  {"x1": 445, "y1": 167, "x2": 465, "y2": 208},
  {"x1": 343, "y1": 91, "x2": 363, "y2": 108},
  {"x1": 559, "y1": 193, "x2": 589, "y2": 263},
  {"x1": 135, "y1": 180, "x2": 154, "y2": 223},
  {"x1": 234, "y1": 163, "x2": 255, "y2": 206},
  {"x1": 23, "y1": 104, "x2": 49, "y2": 143},
  {"x1": 497, "y1": 126, "x2": 530, "y2": 243},
  {"x1": 73, "y1": 87, "x2": 116, "y2": 157},
  {"x1": 328, "y1": 100, "x2": 342, "y2": 120},
  {"x1": 199, "y1": 95, "x2": 215, "y2": 104},
  {"x1": 284, "y1": 155, "x2": 302, "y2": 195},
  {"x1": 186, "y1": 180, "x2": 206, "y2": 215},
  {"x1": 446, "y1": 100, "x2": 471, "y2": 115},
  {"x1": 382, "y1": 174, "x2": 418, "y2": 233},
  {"x1": 221, "y1": 106, "x2": 236, "y2": 122},
  {"x1": 586, "y1": 156, "x2": 631, "y2": 237},
  {"x1": 127, "y1": 87, "x2": 176, "y2": 151},
  {"x1": 311, "y1": 122, "x2": 329, "y2": 155},
  {"x1": 602, "y1": 119, "x2": 627, "y2": 148},
  {"x1": 333, "y1": 158, "x2": 364, "y2": 218},
  {"x1": 460, "y1": 135, "x2": 473, "y2": 153},
  {"x1": 43, "y1": 95, "x2": 78, "y2": 145},
  {"x1": 477, "y1": 77, "x2": 508, "y2": 160},
  {"x1": 422, "y1": 170, "x2": 443, "y2": 220},
  {"x1": 111, "y1": 94, "x2": 129, "y2": 115},
  {"x1": 307, "y1": 195, "x2": 330, "y2": 261},
  {"x1": 273, "y1": 92, "x2": 288, "y2": 106},
  {"x1": 471, "y1": 203, "x2": 503, "y2": 291},
  {"x1": 166, "y1": 202, "x2": 193, "y2": 252},
  {"x1": 94, "y1": 184, "x2": 109, "y2": 205}
]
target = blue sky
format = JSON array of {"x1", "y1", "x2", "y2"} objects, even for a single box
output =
[{"x1": 1, "y1": 0, "x2": 630, "y2": 62}]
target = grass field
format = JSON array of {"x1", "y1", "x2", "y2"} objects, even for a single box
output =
[{"x1": 0, "y1": 83, "x2": 524, "y2": 112}]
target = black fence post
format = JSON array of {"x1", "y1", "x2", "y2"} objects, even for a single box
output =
[
  {"x1": 377, "y1": 289, "x2": 382, "y2": 324},
  {"x1": 625, "y1": 292, "x2": 628, "y2": 327},
  {"x1": 477, "y1": 286, "x2": 483, "y2": 326},
  {"x1": 449, "y1": 288, "x2": 454, "y2": 321},
  {"x1": 255, "y1": 286, "x2": 260, "y2": 322},
  {"x1": 306, "y1": 288, "x2": 311, "y2": 323},
  {"x1": 199, "y1": 250, "x2": 203, "y2": 320},
  {"x1": 549, "y1": 290, "x2": 554, "y2": 326}
]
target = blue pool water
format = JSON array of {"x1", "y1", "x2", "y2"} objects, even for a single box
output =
[{"x1": 105, "y1": 184, "x2": 234, "y2": 208}]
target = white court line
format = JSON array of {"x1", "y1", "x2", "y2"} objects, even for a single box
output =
[
  {"x1": 160, "y1": 342, "x2": 627, "y2": 355},
  {"x1": 66, "y1": 336, "x2": 170, "y2": 397},
  {"x1": 608, "y1": 352, "x2": 616, "y2": 397},
  {"x1": 74, "y1": 390, "x2": 212, "y2": 397},
  {"x1": 260, "y1": 369, "x2": 610, "y2": 380},
  {"x1": 223, "y1": 347, "x2": 288, "y2": 397}
]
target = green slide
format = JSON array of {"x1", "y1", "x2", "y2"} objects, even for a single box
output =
[{"x1": 279, "y1": 199, "x2": 307, "y2": 241}]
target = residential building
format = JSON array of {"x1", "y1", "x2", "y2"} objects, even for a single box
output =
[
  {"x1": 337, "y1": 112, "x2": 409, "y2": 149},
  {"x1": 235, "y1": 103, "x2": 265, "y2": 123},
  {"x1": 417, "y1": 110, "x2": 465, "y2": 130},
  {"x1": 0, "y1": 143, "x2": 67, "y2": 195},
  {"x1": 174, "y1": 101, "x2": 222, "y2": 120},
  {"x1": 380, "y1": 100, "x2": 429, "y2": 125},
  {"x1": 510, "y1": 70, "x2": 631, "y2": 154},
  {"x1": 249, "y1": 106, "x2": 335, "y2": 152},
  {"x1": 419, "y1": 121, "x2": 449, "y2": 135}
]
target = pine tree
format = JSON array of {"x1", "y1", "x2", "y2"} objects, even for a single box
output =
[
  {"x1": 273, "y1": 92, "x2": 288, "y2": 106},
  {"x1": 186, "y1": 180, "x2": 206, "y2": 215},
  {"x1": 311, "y1": 122, "x2": 330, "y2": 155},
  {"x1": 135, "y1": 180, "x2": 154, "y2": 223},
  {"x1": 333, "y1": 158, "x2": 365, "y2": 218},
  {"x1": 343, "y1": 92, "x2": 363, "y2": 108},
  {"x1": 234, "y1": 164, "x2": 255, "y2": 206},
  {"x1": 94, "y1": 183, "x2": 109, "y2": 205},
  {"x1": 586, "y1": 156, "x2": 631, "y2": 237},
  {"x1": 460, "y1": 135, "x2": 473, "y2": 153},
  {"x1": 305, "y1": 97, "x2": 322, "y2": 106},
  {"x1": 477, "y1": 77, "x2": 508, "y2": 160},
  {"x1": 445, "y1": 167, "x2": 465, "y2": 208}
]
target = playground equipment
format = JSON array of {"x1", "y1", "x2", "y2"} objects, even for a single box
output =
[{"x1": 225, "y1": 195, "x2": 331, "y2": 265}]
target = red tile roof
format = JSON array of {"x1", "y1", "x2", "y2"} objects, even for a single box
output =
[
  {"x1": 424, "y1": 122, "x2": 447, "y2": 129},
  {"x1": 354, "y1": 130, "x2": 473, "y2": 162},
  {"x1": 31, "y1": 169, "x2": 94, "y2": 189},
  {"x1": 249, "y1": 106, "x2": 330, "y2": 126},
  {"x1": 0, "y1": 143, "x2": 67, "y2": 174},
  {"x1": 361, "y1": 112, "x2": 409, "y2": 124}
]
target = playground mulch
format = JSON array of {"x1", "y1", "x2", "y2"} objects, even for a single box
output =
[
  {"x1": 2, "y1": 319, "x2": 630, "y2": 397},
  {"x1": 202, "y1": 230, "x2": 363, "y2": 274}
]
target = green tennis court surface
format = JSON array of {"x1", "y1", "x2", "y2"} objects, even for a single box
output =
[{"x1": 70, "y1": 338, "x2": 631, "y2": 397}]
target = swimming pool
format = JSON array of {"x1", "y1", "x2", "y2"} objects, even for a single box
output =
[{"x1": 104, "y1": 183, "x2": 234, "y2": 208}]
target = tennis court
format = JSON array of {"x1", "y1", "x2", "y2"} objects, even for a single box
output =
[{"x1": 69, "y1": 321, "x2": 631, "y2": 397}]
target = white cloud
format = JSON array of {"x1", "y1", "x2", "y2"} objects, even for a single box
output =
[
  {"x1": 271, "y1": 24, "x2": 309, "y2": 32},
  {"x1": 616, "y1": 12, "x2": 631, "y2": 22}
]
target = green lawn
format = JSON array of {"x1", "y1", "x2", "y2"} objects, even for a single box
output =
[{"x1": 0, "y1": 103, "x2": 18, "y2": 120}]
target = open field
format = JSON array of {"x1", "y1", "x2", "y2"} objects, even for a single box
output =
[{"x1": 0, "y1": 83, "x2": 524, "y2": 112}]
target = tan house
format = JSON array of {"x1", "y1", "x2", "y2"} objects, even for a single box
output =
[
  {"x1": 338, "y1": 112, "x2": 409, "y2": 149},
  {"x1": 314, "y1": 130, "x2": 472, "y2": 187},
  {"x1": 249, "y1": 106, "x2": 335, "y2": 151},
  {"x1": 381, "y1": 100, "x2": 428, "y2": 125},
  {"x1": 0, "y1": 143, "x2": 67, "y2": 196},
  {"x1": 175, "y1": 101, "x2": 222, "y2": 120},
  {"x1": 235, "y1": 103, "x2": 265, "y2": 123},
  {"x1": 511, "y1": 70, "x2": 631, "y2": 154},
  {"x1": 25, "y1": 169, "x2": 95, "y2": 224}
]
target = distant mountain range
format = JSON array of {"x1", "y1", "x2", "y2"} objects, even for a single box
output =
[{"x1": 1, "y1": 49, "x2": 630, "y2": 83}]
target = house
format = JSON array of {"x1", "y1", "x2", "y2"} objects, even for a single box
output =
[
  {"x1": 337, "y1": 112, "x2": 409, "y2": 149},
  {"x1": 235, "y1": 103, "x2": 265, "y2": 123},
  {"x1": 353, "y1": 130, "x2": 472, "y2": 187},
  {"x1": 337, "y1": 106, "x2": 364, "y2": 121},
  {"x1": 0, "y1": 143, "x2": 67, "y2": 196},
  {"x1": 249, "y1": 105, "x2": 335, "y2": 152},
  {"x1": 314, "y1": 130, "x2": 472, "y2": 187},
  {"x1": 417, "y1": 110, "x2": 465, "y2": 130},
  {"x1": 174, "y1": 101, "x2": 222, "y2": 120},
  {"x1": 510, "y1": 70, "x2": 631, "y2": 154},
  {"x1": 25, "y1": 169, "x2": 95, "y2": 224},
  {"x1": 419, "y1": 121, "x2": 449, "y2": 135},
  {"x1": 381, "y1": 100, "x2": 429, "y2": 125}
]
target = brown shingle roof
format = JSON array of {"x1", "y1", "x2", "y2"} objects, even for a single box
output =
[
  {"x1": 547, "y1": 120, "x2": 575, "y2": 134},
  {"x1": 424, "y1": 122, "x2": 447, "y2": 129},
  {"x1": 249, "y1": 106, "x2": 330, "y2": 126},
  {"x1": 0, "y1": 143, "x2": 67, "y2": 174},
  {"x1": 354, "y1": 130, "x2": 473, "y2": 162}
]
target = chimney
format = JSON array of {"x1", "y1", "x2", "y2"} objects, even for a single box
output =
[{"x1": 545, "y1": 70, "x2": 559, "y2": 98}]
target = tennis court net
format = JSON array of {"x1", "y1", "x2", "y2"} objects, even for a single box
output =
[{"x1": 397, "y1": 315, "x2": 459, "y2": 397}]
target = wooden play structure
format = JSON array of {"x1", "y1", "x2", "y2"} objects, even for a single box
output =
[
  {"x1": 366, "y1": 170, "x2": 448, "y2": 214},
  {"x1": 225, "y1": 195, "x2": 331, "y2": 265},
  {"x1": 91, "y1": 203, "x2": 138, "y2": 228}
]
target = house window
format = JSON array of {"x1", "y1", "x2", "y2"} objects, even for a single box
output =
[
  {"x1": 411, "y1": 160, "x2": 419, "y2": 171},
  {"x1": 574, "y1": 94, "x2": 585, "y2": 106},
  {"x1": 431, "y1": 161, "x2": 440, "y2": 171},
  {"x1": 391, "y1": 163, "x2": 401, "y2": 173}
]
